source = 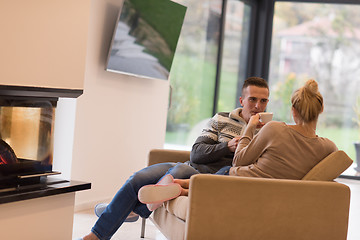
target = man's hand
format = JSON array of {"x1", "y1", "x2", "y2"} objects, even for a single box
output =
[{"x1": 227, "y1": 137, "x2": 240, "y2": 152}]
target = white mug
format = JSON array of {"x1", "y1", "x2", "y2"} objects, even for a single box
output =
[{"x1": 259, "y1": 112, "x2": 273, "y2": 124}]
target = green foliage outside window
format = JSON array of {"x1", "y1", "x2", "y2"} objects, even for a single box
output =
[{"x1": 269, "y1": 73, "x2": 299, "y2": 123}]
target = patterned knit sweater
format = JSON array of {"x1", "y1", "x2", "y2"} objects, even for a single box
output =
[{"x1": 187, "y1": 108, "x2": 248, "y2": 173}]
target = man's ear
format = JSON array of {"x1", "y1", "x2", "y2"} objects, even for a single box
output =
[{"x1": 239, "y1": 97, "x2": 244, "y2": 107}]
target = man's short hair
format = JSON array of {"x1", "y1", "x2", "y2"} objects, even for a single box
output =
[{"x1": 242, "y1": 77, "x2": 269, "y2": 93}]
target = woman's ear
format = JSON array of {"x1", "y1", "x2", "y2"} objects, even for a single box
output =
[{"x1": 291, "y1": 107, "x2": 299, "y2": 120}]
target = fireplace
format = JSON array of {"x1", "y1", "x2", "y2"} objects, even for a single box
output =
[
  {"x1": 0, "y1": 85, "x2": 91, "y2": 240},
  {"x1": 0, "y1": 85, "x2": 82, "y2": 190}
]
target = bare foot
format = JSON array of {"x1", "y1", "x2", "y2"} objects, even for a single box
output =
[
  {"x1": 173, "y1": 179, "x2": 190, "y2": 196},
  {"x1": 179, "y1": 187, "x2": 189, "y2": 196}
]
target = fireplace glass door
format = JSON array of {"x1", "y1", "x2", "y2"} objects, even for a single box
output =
[{"x1": 0, "y1": 99, "x2": 56, "y2": 185}]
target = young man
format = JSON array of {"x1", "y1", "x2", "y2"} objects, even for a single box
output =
[
  {"x1": 188, "y1": 76, "x2": 270, "y2": 173},
  {"x1": 79, "y1": 77, "x2": 270, "y2": 240}
]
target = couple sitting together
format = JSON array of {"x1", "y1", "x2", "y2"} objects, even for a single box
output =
[{"x1": 80, "y1": 77, "x2": 337, "y2": 240}]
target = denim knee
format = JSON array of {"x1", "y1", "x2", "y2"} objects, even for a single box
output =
[
  {"x1": 167, "y1": 163, "x2": 200, "y2": 179},
  {"x1": 127, "y1": 163, "x2": 177, "y2": 191}
]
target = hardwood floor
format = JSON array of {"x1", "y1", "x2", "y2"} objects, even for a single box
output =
[{"x1": 72, "y1": 208, "x2": 166, "y2": 240}]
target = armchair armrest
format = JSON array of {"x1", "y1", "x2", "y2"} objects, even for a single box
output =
[
  {"x1": 185, "y1": 174, "x2": 350, "y2": 240},
  {"x1": 148, "y1": 149, "x2": 190, "y2": 166},
  {"x1": 302, "y1": 150, "x2": 353, "y2": 181}
]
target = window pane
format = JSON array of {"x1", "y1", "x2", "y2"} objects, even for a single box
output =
[
  {"x1": 165, "y1": 0, "x2": 252, "y2": 150},
  {"x1": 268, "y1": 2, "x2": 360, "y2": 177},
  {"x1": 165, "y1": 0, "x2": 221, "y2": 150},
  {"x1": 217, "y1": 0, "x2": 251, "y2": 112}
]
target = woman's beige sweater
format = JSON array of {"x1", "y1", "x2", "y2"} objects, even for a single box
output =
[{"x1": 229, "y1": 121, "x2": 338, "y2": 179}]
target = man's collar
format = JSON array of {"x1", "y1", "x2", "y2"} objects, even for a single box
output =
[{"x1": 229, "y1": 108, "x2": 246, "y2": 123}]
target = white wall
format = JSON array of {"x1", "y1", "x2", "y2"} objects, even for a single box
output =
[
  {"x1": 70, "y1": 0, "x2": 170, "y2": 209},
  {"x1": 53, "y1": 98, "x2": 77, "y2": 180},
  {"x1": 0, "y1": 0, "x2": 90, "y2": 89}
]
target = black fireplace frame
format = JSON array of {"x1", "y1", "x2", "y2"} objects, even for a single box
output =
[
  {"x1": 0, "y1": 84, "x2": 83, "y2": 190},
  {"x1": 0, "y1": 85, "x2": 83, "y2": 99}
]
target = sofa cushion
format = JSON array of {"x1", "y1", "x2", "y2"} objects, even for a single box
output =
[
  {"x1": 163, "y1": 196, "x2": 188, "y2": 221},
  {"x1": 302, "y1": 150, "x2": 353, "y2": 181}
]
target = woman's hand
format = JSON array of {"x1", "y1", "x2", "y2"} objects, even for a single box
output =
[{"x1": 249, "y1": 114, "x2": 265, "y2": 129}]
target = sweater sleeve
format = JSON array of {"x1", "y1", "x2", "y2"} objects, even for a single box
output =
[
  {"x1": 190, "y1": 114, "x2": 233, "y2": 164},
  {"x1": 190, "y1": 136, "x2": 232, "y2": 164},
  {"x1": 232, "y1": 121, "x2": 279, "y2": 167}
]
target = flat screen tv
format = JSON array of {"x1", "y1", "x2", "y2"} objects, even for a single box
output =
[{"x1": 105, "y1": 0, "x2": 187, "y2": 80}]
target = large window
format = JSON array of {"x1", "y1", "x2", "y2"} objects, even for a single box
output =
[
  {"x1": 165, "y1": 0, "x2": 360, "y2": 179},
  {"x1": 165, "y1": 0, "x2": 252, "y2": 149},
  {"x1": 268, "y1": 1, "x2": 360, "y2": 178}
]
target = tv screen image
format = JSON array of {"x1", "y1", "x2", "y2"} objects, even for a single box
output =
[{"x1": 106, "y1": 0, "x2": 187, "y2": 80}]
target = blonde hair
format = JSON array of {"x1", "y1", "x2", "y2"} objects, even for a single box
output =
[{"x1": 291, "y1": 79, "x2": 323, "y2": 123}]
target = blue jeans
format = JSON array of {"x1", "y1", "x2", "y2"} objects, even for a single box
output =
[
  {"x1": 215, "y1": 166, "x2": 231, "y2": 175},
  {"x1": 91, "y1": 162, "x2": 199, "y2": 240}
]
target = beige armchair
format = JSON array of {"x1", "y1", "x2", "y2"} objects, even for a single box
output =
[{"x1": 141, "y1": 149, "x2": 352, "y2": 240}]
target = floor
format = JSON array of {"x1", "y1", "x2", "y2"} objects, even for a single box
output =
[
  {"x1": 73, "y1": 178, "x2": 360, "y2": 240},
  {"x1": 72, "y1": 208, "x2": 166, "y2": 240}
]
